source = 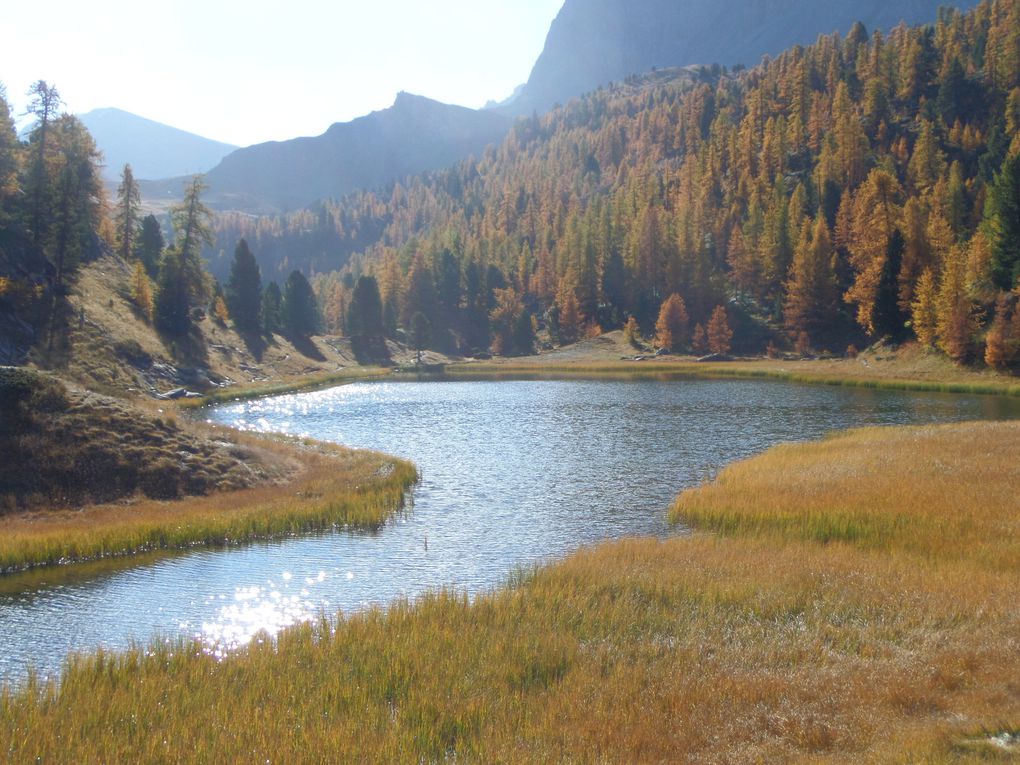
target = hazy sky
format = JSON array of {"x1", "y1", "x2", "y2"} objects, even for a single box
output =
[{"x1": 2, "y1": 0, "x2": 564, "y2": 147}]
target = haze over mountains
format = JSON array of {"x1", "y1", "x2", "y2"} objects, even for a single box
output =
[
  {"x1": 142, "y1": 93, "x2": 512, "y2": 214},
  {"x1": 506, "y1": 0, "x2": 982, "y2": 114},
  {"x1": 78, "y1": 108, "x2": 237, "y2": 182}
]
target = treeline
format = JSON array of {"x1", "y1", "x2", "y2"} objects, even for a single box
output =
[
  {"x1": 215, "y1": 0, "x2": 1020, "y2": 367},
  {"x1": 0, "y1": 81, "x2": 319, "y2": 360},
  {"x1": 0, "y1": 81, "x2": 104, "y2": 346}
]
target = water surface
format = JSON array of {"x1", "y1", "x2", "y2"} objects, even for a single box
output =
[{"x1": 2, "y1": 379, "x2": 1017, "y2": 683}]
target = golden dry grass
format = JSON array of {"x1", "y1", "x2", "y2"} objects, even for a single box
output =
[
  {"x1": 671, "y1": 421, "x2": 1020, "y2": 569},
  {"x1": 0, "y1": 432, "x2": 417, "y2": 572},
  {"x1": 1, "y1": 422, "x2": 1018, "y2": 763}
]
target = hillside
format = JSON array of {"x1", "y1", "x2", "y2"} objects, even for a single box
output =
[
  {"x1": 78, "y1": 108, "x2": 237, "y2": 182},
  {"x1": 0, "y1": 368, "x2": 286, "y2": 511},
  {"x1": 214, "y1": 0, "x2": 1020, "y2": 369},
  {"x1": 143, "y1": 93, "x2": 512, "y2": 214},
  {"x1": 508, "y1": 0, "x2": 982, "y2": 115}
]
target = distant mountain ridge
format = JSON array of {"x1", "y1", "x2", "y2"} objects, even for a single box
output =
[
  {"x1": 509, "y1": 0, "x2": 981, "y2": 114},
  {"x1": 78, "y1": 108, "x2": 237, "y2": 182},
  {"x1": 144, "y1": 93, "x2": 513, "y2": 214}
]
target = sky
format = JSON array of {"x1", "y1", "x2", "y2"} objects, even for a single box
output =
[{"x1": 2, "y1": 0, "x2": 564, "y2": 147}]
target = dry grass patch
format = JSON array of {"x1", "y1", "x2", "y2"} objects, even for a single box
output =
[{"x1": 670, "y1": 421, "x2": 1020, "y2": 569}]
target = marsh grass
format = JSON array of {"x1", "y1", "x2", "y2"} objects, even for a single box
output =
[
  {"x1": 670, "y1": 421, "x2": 1020, "y2": 569},
  {"x1": 0, "y1": 433, "x2": 417, "y2": 573},
  {"x1": 2, "y1": 421, "x2": 1019, "y2": 762}
]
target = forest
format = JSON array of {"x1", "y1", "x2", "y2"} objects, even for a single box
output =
[
  {"x1": 212, "y1": 0, "x2": 1020, "y2": 366},
  {"x1": 2, "y1": 1, "x2": 1020, "y2": 370}
]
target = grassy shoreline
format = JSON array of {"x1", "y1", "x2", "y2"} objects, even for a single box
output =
[
  {"x1": 445, "y1": 359, "x2": 1020, "y2": 397},
  {"x1": 2, "y1": 420, "x2": 1017, "y2": 761},
  {"x1": 0, "y1": 433, "x2": 418, "y2": 574},
  {"x1": 177, "y1": 365, "x2": 394, "y2": 409}
]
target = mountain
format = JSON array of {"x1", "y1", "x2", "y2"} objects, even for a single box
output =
[
  {"x1": 149, "y1": 93, "x2": 513, "y2": 214},
  {"x1": 78, "y1": 108, "x2": 237, "y2": 182},
  {"x1": 214, "y1": 0, "x2": 1020, "y2": 362},
  {"x1": 508, "y1": 0, "x2": 981, "y2": 115}
]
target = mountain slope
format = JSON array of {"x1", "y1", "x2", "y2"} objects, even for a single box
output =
[
  {"x1": 78, "y1": 108, "x2": 237, "y2": 182},
  {"x1": 152, "y1": 93, "x2": 512, "y2": 214},
  {"x1": 510, "y1": 0, "x2": 981, "y2": 114}
]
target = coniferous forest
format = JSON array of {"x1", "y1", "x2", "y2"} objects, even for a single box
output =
[{"x1": 211, "y1": 0, "x2": 1020, "y2": 366}]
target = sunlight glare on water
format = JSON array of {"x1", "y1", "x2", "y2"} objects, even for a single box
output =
[{"x1": 1, "y1": 379, "x2": 1018, "y2": 683}]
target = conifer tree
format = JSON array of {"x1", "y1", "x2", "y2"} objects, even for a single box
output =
[
  {"x1": 655, "y1": 294, "x2": 689, "y2": 352},
  {"x1": 846, "y1": 169, "x2": 903, "y2": 335},
  {"x1": 226, "y1": 238, "x2": 262, "y2": 334},
  {"x1": 25, "y1": 80, "x2": 61, "y2": 250},
  {"x1": 401, "y1": 252, "x2": 437, "y2": 328},
  {"x1": 984, "y1": 294, "x2": 1012, "y2": 369},
  {"x1": 911, "y1": 268, "x2": 939, "y2": 347},
  {"x1": 282, "y1": 270, "x2": 320, "y2": 338},
  {"x1": 985, "y1": 152, "x2": 1020, "y2": 291},
  {"x1": 707, "y1": 305, "x2": 733, "y2": 355},
  {"x1": 136, "y1": 215, "x2": 165, "y2": 278},
  {"x1": 114, "y1": 164, "x2": 141, "y2": 263},
  {"x1": 131, "y1": 260, "x2": 153, "y2": 322},
  {"x1": 347, "y1": 276, "x2": 387, "y2": 360},
  {"x1": 261, "y1": 282, "x2": 283, "y2": 336},
  {"x1": 936, "y1": 245, "x2": 975, "y2": 361},
  {"x1": 785, "y1": 216, "x2": 839, "y2": 347}
]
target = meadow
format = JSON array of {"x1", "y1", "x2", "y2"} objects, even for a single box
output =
[{"x1": 1, "y1": 420, "x2": 1017, "y2": 762}]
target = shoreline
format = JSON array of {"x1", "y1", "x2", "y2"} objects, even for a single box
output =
[
  {"x1": 0, "y1": 433, "x2": 418, "y2": 575},
  {"x1": 3, "y1": 418, "x2": 1016, "y2": 760}
]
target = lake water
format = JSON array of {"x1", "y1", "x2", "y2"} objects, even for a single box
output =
[{"x1": 2, "y1": 378, "x2": 1017, "y2": 683}]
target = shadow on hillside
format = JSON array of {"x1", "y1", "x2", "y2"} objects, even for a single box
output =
[
  {"x1": 290, "y1": 334, "x2": 327, "y2": 361},
  {"x1": 237, "y1": 329, "x2": 267, "y2": 362}
]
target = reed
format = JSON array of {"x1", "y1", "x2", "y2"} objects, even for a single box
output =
[{"x1": 1, "y1": 421, "x2": 1018, "y2": 762}]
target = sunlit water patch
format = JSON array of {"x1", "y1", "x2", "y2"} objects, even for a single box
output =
[{"x1": 2, "y1": 379, "x2": 1018, "y2": 683}]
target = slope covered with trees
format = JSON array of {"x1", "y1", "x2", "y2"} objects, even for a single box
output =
[
  {"x1": 508, "y1": 0, "x2": 981, "y2": 115},
  {"x1": 214, "y1": 0, "x2": 1020, "y2": 367}
]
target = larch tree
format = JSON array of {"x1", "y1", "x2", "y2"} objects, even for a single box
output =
[
  {"x1": 401, "y1": 252, "x2": 437, "y2": 329},
  {"x1": 48, "y1": 115, "x2": 103, "y2": 295},
  {"x1": 784, "y1": 216, "x2": 839, "y2": 347},
  {"x1": 983, "y1": 293, "x2": 1013, "y2": 369},
  {"x1": 707, "y1": 305, "x2": 733, "y2": 355},
  {"x1": 910, "y1": 267, "x2": 939, "y2": 347},
  {"x1": 25, "y1": 80, "x2": 61, "y2": 250},
  {"x1": 935, "y1": 244, "x2": 975, "y2": 362},
  {"x1": 846, "y1": 169, "x2": 904, "y2": 336},
  {"x1": 114, "y1": 164, "x2": 141, "y2": 263},
  {"x1": 655, "y1": 293, "x2": 689, "y2": 352}
]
